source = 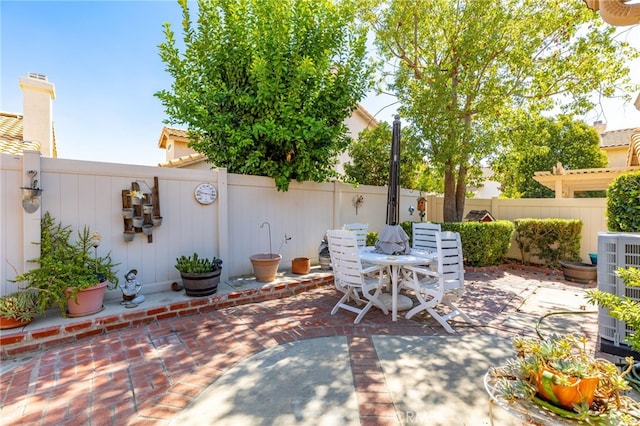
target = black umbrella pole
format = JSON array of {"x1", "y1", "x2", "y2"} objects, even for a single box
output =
[{"x1": 386, "y1": 115, "x2": 401, "y2": 225}]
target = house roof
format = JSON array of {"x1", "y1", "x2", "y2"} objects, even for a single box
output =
[
  {"x1": 157, "y1": 126, "x2": 189, "y2": 149},
  {"x1": 158, "y1": 152, "x2": 207, "y2": 168},
  {"x1": 600, "y1": 127, "x2": 637, "y2": 148},
  {"x1": 0, "y1": 111, "x2": 56, "y2": 156}
]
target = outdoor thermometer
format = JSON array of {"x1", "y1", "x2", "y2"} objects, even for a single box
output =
[{"x1": 194, "y1": 183, "x2": 217, "y2": 205}]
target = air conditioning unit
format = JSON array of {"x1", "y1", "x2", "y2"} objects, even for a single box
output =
[{"x1": 597, "y1": 232, "x2": 640, "y2": 357}]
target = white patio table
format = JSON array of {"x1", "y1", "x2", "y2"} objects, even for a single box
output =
[{"x1": 358, "y1": 247, "x2": 435, "y2": 321}]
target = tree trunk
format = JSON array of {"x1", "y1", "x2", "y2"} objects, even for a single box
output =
[{"x1": 443, "y1": 163, "x2": 468, "y2": 222}]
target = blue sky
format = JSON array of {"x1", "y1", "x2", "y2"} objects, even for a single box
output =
[{"x1": 1, "y1": 1, "x2": 639, "y2": 166}]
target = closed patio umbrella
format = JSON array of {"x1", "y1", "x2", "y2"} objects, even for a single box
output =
[{"x1": 376, "y1": 115, "x2": 410, "y2": 255}]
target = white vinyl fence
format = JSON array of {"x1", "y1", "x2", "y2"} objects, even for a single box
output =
[{"x1": 1, "y1": 151, "x2": 607, "y2": 298}]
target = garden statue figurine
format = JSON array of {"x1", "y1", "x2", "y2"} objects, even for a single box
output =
[{"x1": 120, "y1": 269, "x2": 144, "y2": 307}]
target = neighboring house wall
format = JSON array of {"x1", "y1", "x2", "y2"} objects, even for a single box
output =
[{"x1": 0, "y1": 74, "x2": 56, "y2": 158}]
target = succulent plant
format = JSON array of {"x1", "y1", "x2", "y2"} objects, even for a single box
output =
[
  {"x1": 0, "y1": 291, "x2": 39, "y2": 321},
  {"x1": 175, "y1": 253, "x2": 222, "y2": 274}
]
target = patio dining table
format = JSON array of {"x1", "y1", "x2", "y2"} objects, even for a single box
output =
[{"x1": 359, "y1": 246, "x2": 435, "y2": 321}]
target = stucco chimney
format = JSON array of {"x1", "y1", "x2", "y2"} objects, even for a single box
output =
[
  {"x1": 593, "y1": 120, "x2": 606, "y2": 134},
  {"x1": 19, "y1": 73, "x2": 56, "y2": 157}
]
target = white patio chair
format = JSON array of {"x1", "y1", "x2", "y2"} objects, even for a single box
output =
[
  {"x1": 326, "y1": 229, "x2": 389, "y2": 324},
  {"x1": 402, "y1": 231, "x2": 471, "y2": 333},
  {"x1": 412, "y1": 222, "x2": 441, "y2": 252},
  {"x1": 343, "y1": 223, "x2": 368, "y2": 247}
]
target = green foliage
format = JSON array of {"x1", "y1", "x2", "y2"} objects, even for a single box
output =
[
  {"x1": 0, "y1": 291, "x2": 38, "y2": 321},
  {"x1": 368, "y1": 0, "x2": 638, "y2": 220},
  {"x1": 492, "y1": 115, "x2": 608, "y2": 198},
  {"x1": 440, "y1": 221, "x2": 514, "y2": 267},
  {"x1": 400, "y1": 220, "x2": 514, "y2": 266},
  {"x1": 344, "y1": 122, "x2": 441, "y2": 191},
  {"x1": 175, "y1": 253, "x2": 223, "y2": 274},
  {"x1": 366, "y1": 231, "x2": 378, "y2": 247},
  {"x1": 156, "y1": 0, "x2": 372, "y2": 191},
  {"x1": 606, "y1": 171, "x2": 640, "y2": 232},
  {"x1": 513, "y1": 218, "x2": 582, "y2": 267},
  {"x1": 11, "y1": 212, "x2": 120, "y2": 316},
  {"x1": 587, "y1": 267, "x2": 640, "y2": 353}
]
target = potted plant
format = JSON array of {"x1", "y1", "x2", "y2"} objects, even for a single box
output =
[
  {"x1": 489, "y1": 333, "x2": 637, "y2": 422},
  {"x1": 0, "y1": 291, "x2": 39, "y2": 329},
  {"x1": 12, "y1": 212, "x2": 119, "y2": 317},
  {"x1": 175, "y1": 252, "x2": 223, "y2": 297},
  {"x1": 249, "y1": 221, "x2": 290, "y2": 282}
]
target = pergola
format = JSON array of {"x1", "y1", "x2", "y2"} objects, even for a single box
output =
[{"x1": 533, "y1": 130, "x2": 640, "y2": 198}]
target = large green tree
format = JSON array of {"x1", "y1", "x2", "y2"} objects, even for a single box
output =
[
  {"x1": 492, "y1": 114, "x2": 608, "y2": 198},
  {"x1": 156, "y1": 0, "x2": 372, "y2": 191},
  {"x1": 369, "y1": 0, "x2": 638, "y2": 221},
  {"x1": 344, "y1": 121, "x2": 439, "y2": 190}
]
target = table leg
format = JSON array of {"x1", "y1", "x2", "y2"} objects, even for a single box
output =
[{"x1": 391, "y1": 265, "x2": 398, "y2": 321}]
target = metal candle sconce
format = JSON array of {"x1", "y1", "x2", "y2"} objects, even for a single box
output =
[{"x1": 21, "y1": 170, "x2": 43, "y2": 213}]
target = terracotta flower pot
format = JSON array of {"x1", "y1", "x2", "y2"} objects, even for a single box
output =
[
  {"x1": 250, "y1": 254, "x2": 282, "y2": 282},
  {"x1": 535, "y1": 368, "x2": 599, "y2": 410},
  {"x1": 291, "y1": 257, "x2": 311, "y2": 274},
  {"x1": 560, "y1": 261, "x2": 597, "y2": 284},
  {"x1": 0, "y1": 316, "x2": 33, "y2": 330},
  {"x1": 65, "y1": 281, "x2": 108, "y2": 317}
]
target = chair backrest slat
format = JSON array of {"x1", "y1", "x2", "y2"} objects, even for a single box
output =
[
  {"x1": 343, "y1": 223, "x2": 368, "y2": 247},
  {"x1": 436, "y1": 231, "x2": 464, "y2": 292},
  {"x1": 412, "y1": 222, "x2": 441, "y2": 251},
  {"x1": 327, "y1": 229, "x2": 365, "y2": 288}
]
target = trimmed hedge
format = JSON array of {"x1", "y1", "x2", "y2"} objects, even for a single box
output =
[
  {"x1": 513, "y1": 218, "x2": 582, "y2": 267},
  {"x1": 607, "y1": 171, "x2": 640, "y2": 232},
  {"x1": 400, "y1": 220, "x2": 515, "y2": 267}
]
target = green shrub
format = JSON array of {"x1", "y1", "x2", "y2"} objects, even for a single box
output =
[
  {"x1": 400, "y1": 220, "x2": 514, "y2": 267},
  {"x1": 607, "y1": 171, "x2": 640, "y2": 232},
  {"x1": 366, "y1": 232, "x2": 378, "y2": 247},
  {"x1": 513, "y1": 218, "x2": 582, "y2": 267}
]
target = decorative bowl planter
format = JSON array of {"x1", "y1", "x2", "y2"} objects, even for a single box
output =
[
  {"x1": 132, "y1": 216, "x2": 144, "y2": 227},
  {"x1": 250, "y1": 253, "x2": 282, "y2": 282},
  {"x1": 559, "y1": 261, "x2": 597, "y2": 284},
  {"x1": 65, "y1": 281, "x2": 108, "y2": 317},
  {"x1": 152, "y1": 216, "x2": 163, "y2": 226},
  {"x1": 143, "y1": 204, "x2": 153, "y2": 214},
  {"x1": 122, "y1": 208, "x2": 134, "y2": 219},
  {"x1": 141, "y1": 224, "x2": 153, "y2": 235},
  {"x1": 130, "y1": 196, "x2": 142, "y2": 205},
  {"x1": 535, "y1": 368, "x2": 599, "y2": 411},
  {"x1": 123, "y1": 231, "x2": 135, "y2": 242},
  {"x1": 291, "y1": 257, "x2": 311, "y2": 274}
]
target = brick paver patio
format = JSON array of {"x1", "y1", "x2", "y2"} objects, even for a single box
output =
[{"x1": 0, "y1": 267, "x2": 599, "y2": 425}]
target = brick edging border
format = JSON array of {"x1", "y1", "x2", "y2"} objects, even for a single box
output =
[{"x1": 0, "y1": 276, "x2": 333, "y2": 359}]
